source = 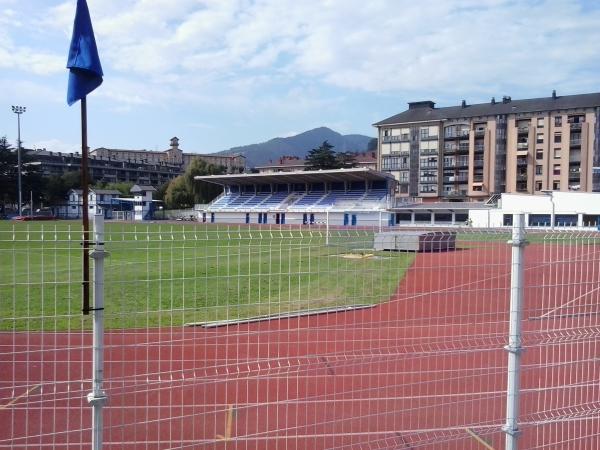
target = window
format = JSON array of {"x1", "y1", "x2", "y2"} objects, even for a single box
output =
[
  {"x1": 554, "y1": 116, "x2": 562, "y2": 127},
  {"x1": 529, "y1": 214, "x2": 551, "y2": 227},
  {"x1": 553, "y1": 164, "x2": 561, "y2": 175},
  {"x1": 537, "y1": 118, "x2": 544, "y2": 127},
  {"x1": 535, "y1": 181, "x2": 542, "y2": 191},
  {"x1": 554, "y1": 133, "x2": 561, "y2": 143},
  {"x1": 419, "y1": 140, "x2": 438, "y2": 152},
  {"x1": 553, "y1": 181, "x2": 560, "y2": 190},
  {"x1": 420, "y1": 126, "x2": 438, "y2": 139},
  {"x1": 554, "y1": 214, "x2": 577, "y2": 227},
  {"x1": 536, "y1": 150, "x2": 544, "y2": 160},
  {"x1": 582, "y1": 215, "x2": 600, "y2": 226},
  {"x1": 415, "y1": 213, "x2": 431, "y2": 222},
  {"x1": 536, "y1": 133, "x2": 544, "y2": 144},
  {"x1": 554, "y1": 148, "x2": 561, "y2": 159},
  {"x1": 535, "y1": 165, "x2": 543, "y2": 175}
]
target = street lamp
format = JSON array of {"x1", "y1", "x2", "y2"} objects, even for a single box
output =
[
  {"x1": 11, "y1": 105, "x2": 26, "y2": 216},
  {"x1": 541, "y1": 190, "x2": 555, "y2": 230}
]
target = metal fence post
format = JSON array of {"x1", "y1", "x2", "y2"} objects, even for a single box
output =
[
  {"x1": 503, "y1": 213, "x2": 526, "y2": 450},
  {"x1": 326, "y1": 209, "x2": 330, "y2": 246},
  {"x1": 88, "y1": 214, "x2": 108, "y2": 450}
]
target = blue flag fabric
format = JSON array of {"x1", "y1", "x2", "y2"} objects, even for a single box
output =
[{"x1": 67, "y1": 0, "x2": 103, "y2": 106}]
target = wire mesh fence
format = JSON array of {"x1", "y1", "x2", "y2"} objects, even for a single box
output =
[{"x1": 0, "y1": 218, "x2": 599, "y2": 449}]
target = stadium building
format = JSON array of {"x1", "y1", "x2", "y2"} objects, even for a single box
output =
[{"x1": 195, "y1": 168, "x2": 396, "y2": 226}]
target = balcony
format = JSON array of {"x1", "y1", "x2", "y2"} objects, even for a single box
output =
[
  {"x1": 569, "y1": 123, "x2": 582, "y2": 131},
  {"x1": 517, "y1": 126, "x2": 529, "y2": 135},
  {"x1": 420, "y1": 163, "x2": 438, "y2": 169},
  {"x1": 420, "y1": 134, "x2": 439, "y2": 141},
  {"x1": 517, "y1": 142, "x2": 529, "y2": 150},
  {"x1": 474, "y1": 144, "x2": 485, "y2": 152},
  {"x1": 420, "y1": 148, "x2": 439, "y2": 155},
  {"x1": 516, "y1": 173, "x2": 528, "y2": 182},
  {"x1": 517, "y1": 159, "x2": 528, "y2": 167},
  {"x1": 382, "y1": 135, "x2": 410, "y2": 143},
  {"x1": 442, "y1": 190, "x2": 467, "y2": 198},
  {"x1": 383, "y1": 164, "x2": 410, "y2": 171},
  {"x1": 473, "y1": 175, "x2": 484, "y2": 183},
  {"x1": 473, "y1": 159, "x2": 484, "y2": 168},
  {"x1": 444, "y1": 130, "x2": 470, "y2": 140},
  {"x1": 443, "y1": 175, "x2": 468, "y2": 183},
  {"x1": 474, "y1": 129, "x2": 486, "y2": 137},
  {"x1": 569, "y1": 138, "x2": 581, "y2": 147}
]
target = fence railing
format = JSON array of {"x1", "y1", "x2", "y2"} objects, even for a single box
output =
[{"x1": 1, "y1": 216, "x2": 599, "y2": 449}]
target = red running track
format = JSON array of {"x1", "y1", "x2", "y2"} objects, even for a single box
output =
[{"x1": 1, "y1": 243, "x2": 600, "y2": 449}]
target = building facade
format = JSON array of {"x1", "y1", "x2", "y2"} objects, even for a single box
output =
[
  {"x1": 28, "y1": 149, "x2": 183, "y2": 186},
  {"x1": 254, "y1": 152, "x2": 378, "y2": 173},
  {"x1": 374, "y1": 92, "x2": 600, "y2": 201},
  {"x1": 91, "y1": 137, "x2": 246, "y2": 174}
]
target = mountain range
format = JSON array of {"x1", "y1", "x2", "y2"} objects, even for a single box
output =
[{"x1": 215, "y1": 127, "x2": 374, "y2": 167}]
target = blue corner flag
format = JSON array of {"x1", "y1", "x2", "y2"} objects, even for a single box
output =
[{"x1": 66, "y1": 0, "x2": 103, "y2": 106}]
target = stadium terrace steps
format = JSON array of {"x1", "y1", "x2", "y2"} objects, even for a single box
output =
[{"x1": 207, "y1": 189, "x2": 389, "y2": 211}]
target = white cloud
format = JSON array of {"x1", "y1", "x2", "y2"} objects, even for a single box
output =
[
  {"x1": 4, "y1": 0, "x2": 600, "y2": 142},
  {"x1": 32, "y1": 138, "x2": 78, "y2": 153}
]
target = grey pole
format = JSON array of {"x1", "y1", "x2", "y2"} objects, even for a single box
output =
[
  {"x1": 325, "y1": 209, "x2": 330, "y2": 246},
  {"x1": 11, "y1": 105, "x2": 26, "y2": 216},
  {"x1": 503, "y1": 213, "x2": 526, "y2": 450},
  {"x1": 88, "y1": 214, "x2": 108, "y2": 450}
]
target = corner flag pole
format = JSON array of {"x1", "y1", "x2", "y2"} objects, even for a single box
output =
[
  {"x1": 81, "y1": 96, "x2": 90, "y2": 314},
  {"x1": 66, "y1": 0, "x2": 104, "y2": 314}
]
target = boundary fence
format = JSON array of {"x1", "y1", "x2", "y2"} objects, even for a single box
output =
[{"x1": 1, "y1": 215, "x2": 599, "y2": 449}]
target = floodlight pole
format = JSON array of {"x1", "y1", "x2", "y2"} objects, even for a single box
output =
[
  {"x1": 503, "y1": 213, "x2": 526, "y2": 450},
  {"x1": 11, "y1": 105, "x2": 26, "y2": 216},
  {"x1": 88, "y1": 213, "x2": 108, "y2": 450}
]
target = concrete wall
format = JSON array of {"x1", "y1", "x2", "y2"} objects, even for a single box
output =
[{"x1": 201, "y1": 210, "x2": 393, "y2": 227}]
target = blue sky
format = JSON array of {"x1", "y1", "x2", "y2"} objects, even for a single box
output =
[{"x1": 2, "y1": 0, "x2": 600, "y2": 154}]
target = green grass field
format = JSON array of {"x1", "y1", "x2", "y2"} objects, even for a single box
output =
[{"x1": 0, "y1": 221, "x2": 414, "y2": 331}]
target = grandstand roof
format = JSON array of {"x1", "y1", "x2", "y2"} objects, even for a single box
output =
[{"x1": 195, "y1": 168, "x2": 395, "y2": 186}]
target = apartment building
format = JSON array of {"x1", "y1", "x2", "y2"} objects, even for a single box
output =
[
  {"x1": 91, "y1": 137, "x2": 246, "y2": 174},
  {"x1": 27, "y1": 148, "x2": 182, "y2": 186},
  {"x1": 374, "y1": 92, "x2": 600, "y2": 201}
]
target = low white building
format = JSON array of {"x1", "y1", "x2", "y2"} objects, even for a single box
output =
[
  {"x1": 60, "y1": 188, "x2": 122, "y2": 219},
  {"x1": 469, "y1": 192, "x2": 600, "y2": 228},
  {"x1": 130, "y1": 185, "x2": 157, "y2": 221}
]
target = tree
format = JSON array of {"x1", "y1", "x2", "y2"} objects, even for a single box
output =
[
  {"x1": 42, "y1": 171, "x2": 81, "y2": 205},
  {"x1": 0, "y1": 136, "x2": 43, "y2": 212},
  {"x1": 93, "y1": 181, "x2": 134, "y2": 195},
  {"x1": 0, "y1": 137, "x2": 17, "y2": 212},
  {"x1": 183, "y1": 158, "x2": 226, "y2": 204},
  {"x1": 164, "y1": 175, "x2": 193, "y2": 209},
  {"x1": 164, "y1": 158, "x2": 226, "y2": 208},
  {"x1": 305, "y1": 141, "x2": 339, "y2": 170},
  {"x1": 154, "y1": 182, "x2": 169, "y2": 203},
  {"x1": 335, "y1": 151, "x2": 357, "y2": 169},
  {"x1": 367, "y1": 137, "x2": 378, "y2": 152}
]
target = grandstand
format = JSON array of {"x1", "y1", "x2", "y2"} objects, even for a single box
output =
[{"x1": 195, "y1": 168, "x2": 395, "y2": 225}]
